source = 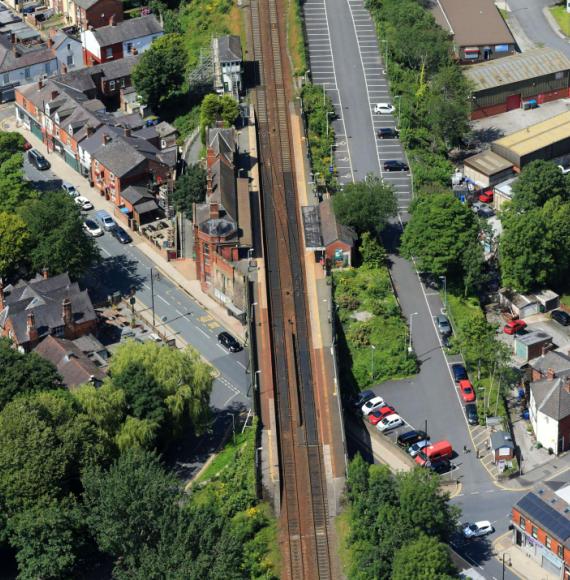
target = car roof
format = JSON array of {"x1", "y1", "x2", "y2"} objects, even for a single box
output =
[
  {"x1": 475, "y1": 520, "x2": 491, "y2": 527},
  {"x1": 367, "y1": 396, "x2": 383, "y2": 404},
  {"x1": 85, "y1": 219, "x2": 97, "y2": 226}
]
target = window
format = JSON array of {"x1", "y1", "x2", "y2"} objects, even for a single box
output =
[
  {"x1": 109, "y1": 172, "x2": 115, "y2": 181},
  {"x1": 109, "y1": 80, "x2": 115, "y2": 91},
  {"x1": 66, "y1": 55, "x2": 74, "y2": 66},
  {"x1": 44, "y1": 62, "x2": 51, "y2": 74},
  {"x1": 106, "y1": 47, "x2": 113, "y2": 59},
  {"x1": 126, "y1": 42, "x2": 133, "y2": 53},
  {"x1": 558, "y1": 545, "x2": 564, "y2": 558},
  {"x1": 556, "y1": 71, "x2": 564, "y2": 80},
  {"x1": 67, "y1": 43, "x2": 71, "y2": 50},
  {"x1": 120, "y1": 78, "x2": 125, "y2": 88},
  {"x1": 24, "y1": 68, "x2": 31, "y2": 80},
  {"x1": 2, "y1": 72, "x2": 8, "y2": 85},
  {"x1": 546, "y1": 536, "x2": 551, "y2": 549},
  {"x1": 531, "y1": 526, "x2": 538, "y2": 539},
  {"x1": 519, "y1": 515, "x2": 526, "y2": 528}
]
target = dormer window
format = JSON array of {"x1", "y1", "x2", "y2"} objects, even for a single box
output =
[
  {"x1": 68, "y1": 125, "x2": 73, "y2": 136},
  {"x1": 54, "y1": 112, "x2": 60, "y2": 124}
]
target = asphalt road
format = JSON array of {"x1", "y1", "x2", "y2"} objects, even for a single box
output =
[{"x1": 23, "y1": 157, "x2": 251, "y2": 413}]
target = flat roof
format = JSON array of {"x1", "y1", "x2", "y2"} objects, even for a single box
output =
[
  {"x1": 301, "y1": 206, "x2": 325, "y2": 251},
  {"x1": 493, "y1": 176, "x2": 517, "y2": 196},
  {"x1": 432, "y1": 0, "x2": 515, "y2": 47},
  {"x1": 464, "y1": 150, "x2": 513, "y2": 175},
  {"x1": 492, "y1": 111, "x2": 570, "y2": 159},
  {"x1": 465, "y1": 48, "x2": 570, "y2": 92},
  {"x1": 515, "y1": 331, "x2": 552, "y2": 346}
]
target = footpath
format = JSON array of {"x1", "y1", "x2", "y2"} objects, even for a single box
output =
[{"x1": 6, "y1": 115, "x2": 246, "y2": 341}]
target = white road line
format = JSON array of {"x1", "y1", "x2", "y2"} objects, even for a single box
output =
[
  {"x1": 237, "y1": 361, "x2": 247, "y2": 369},
  {"x1": 197, "y1": 327, "x2": 209, "y2": 338},
  {"x1": 143, "y1": 283, "x2": 151, "y2": 290},
  {"x1": 157, "y1": 295, "x2": 170, "y2": 306},
  {"x1": 101, "y1": 247, "x2": 111, "y2": 257},
  {"x1": 175, "y1": 309, "x2": 185, "y2": 317}
]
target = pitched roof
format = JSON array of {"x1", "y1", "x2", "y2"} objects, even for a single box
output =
[
  {"x1": 121, "y1": 185, "x2": 153, "y2": 205},
  {"x1": 490, "y1": 430, "x2": 514, "y2": 450},
  {"x1": 208, "y1": 127, "x2": 235, "y2": 164},
  {"x1": 319, "y1": 198, "x2": 357, "y2": 247},
  {"x1": 216, "y1": 35, "x2": 242, "y2": 62},
  {"x1": 91, "y1": 15, "x2": 162, "y2": 46},
  {"x1": 74, "y1": 0, "x2": 106, "y2": 9},
  {"x1": 0, "y1": 36, "x2": 56, "y2": 73},
  {"x1": 33, "y1": 335, "x2": 106, "y2": 388},
  {"x1": 529, "y1": 351, "x2": 570, "y2": 377},
  {"x1": 531, "y1": 377, "x2": 570, "y2": 421},
  {"x1": 92, "y1": 137, "x2": 146, "y2": 177}
]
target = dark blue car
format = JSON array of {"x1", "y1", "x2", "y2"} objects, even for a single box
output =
[
  {"x1": 351, "y1": 390, "x2": 376, "y2": 410},
  {"x1": 451, "y1": 363, "x2": 468, "y2": 383}
]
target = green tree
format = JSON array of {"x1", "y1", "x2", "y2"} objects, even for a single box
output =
[
  {"x1": 543, "y1": 196, "x2": 570, "y2": 288},
  {"x1": 73, "y1": 382, "x2": 126, "y2": 440},
  {"x1": 0, "y1": 131, "x2": 25, "y2": 165},
  {"x1": 511, "y1": 160, "x2": 569, "y2": 212},
  {"x1": 199, "y1": 94, "x2": 240, "y2": 140},
  {"x1": 0, "y1": 152, "x2": 37, "y2": 212},
  {"x1": 359, "y1": 232, "x2": 386, "y2": 268},
  {"x1": 0, "y1": 338, "x2": 63, "y2": 410},
  {"x1": 391, "y1": 535, "x2": 457, "y2": 580},
  {"x1": 171, "y1": 163, "x2": 207, "y2": 214},
  {"x1": 332, "y1": 175, "x2": 397, "y2": 235},
  {"x1": 132, "y1": 34, "x2": 187, "y2": 111},
  {"x1": 18, "y1": 190, "x2": 99, "y2": 279},
  {"x1": 0, "y1": 211, "x2": 29, "y2": 277}
]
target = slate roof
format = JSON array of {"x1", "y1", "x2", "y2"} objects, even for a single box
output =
[
  {"x1": 208, "y1": 127, "x2": 235, "y2": 164},
  {"x1": 92, "y1": 15, "x2": 162, "y2": 46},
  {"x1": 319, "y1": 198, "x2": 357, "y2": 247},
  {"x1": 74, "y1": 0, "x2": 105, "y2": 9},
  {"x1": 216, "y1": 35, "x2": 241, "y2": 62},
  {"x1": 92, "y1": 137, "x2": 146, "y2": 177},
  {"x1": 529, "y1": 351, "x2": 570, "y2": 377},
  {"x1": 0, "y1": 36, "x2": 56, "y2": 73},
  {"x1": 156, "y1": 121, "x2": 177, "y2": 138},
  {"x1": 210, "y1": 157, "x2": 236, "y2": 220},
  {"x1": 0, "y1": 273, "x2": 96, "y2": 345},
  {"x1": 121, "y1": 185, "x2": 153, "y2": 205},
  {"x1": 34, "y1": 335, "x2": 106, "y2": 388},
  {"x1": 490, "y1": 430, "x2": 514, "y2": 450},
  {"x1": 531, "y1": 377, "x2": 570, "y2": 421}
]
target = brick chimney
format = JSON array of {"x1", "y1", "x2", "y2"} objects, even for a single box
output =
[
  {"x1": 26, "y1": 311, "x2": 38, "y2": 345},
  {"x1": 123, "y1": 127, "x2": 131, "y2": 138},
  {"x1": 103, "y1": 133, "x2": 112, "y2": 145},
  {"x1": 42, "y1": 267, "x2": 49, "y2": 279},
  {"x1": 206, "y1": 168, "x2": 213, "y2": 196},
  {"x1": 206, "y1": 147, "x2": 217, "y2": 167},
  {"x1": 46, "y1": 38, "x2": 53, "y2": 49},
  {"x1": 62, "y1": 297, "x2": 72, "y2": 328},
  {"x1": 109, "y1": 14, "x2": 116, "y2": 26},
  {"x1": 547, "y1": 367, "x2": 556, "y2": 381},
  {"x1": 209, "y1": 202, "x2": 219, "y2": 220},
  {"x1": 51, "y1": 90, "x2": 59, "y2": 100}
]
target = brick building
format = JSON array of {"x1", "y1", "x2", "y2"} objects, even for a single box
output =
[
  {"x1": 0, "y1": 272, "x2": 97, "y2": 352},
  {"x1": 512, "y1": 482, "x2": 570, "y2": 578},
  {"x1": 72, "y1": 0, "x2": 123, "y2": 30}
]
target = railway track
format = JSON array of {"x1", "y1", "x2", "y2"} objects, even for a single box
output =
[{"x1": 248, "y1": 0, "x2": 333, "y2": 577}]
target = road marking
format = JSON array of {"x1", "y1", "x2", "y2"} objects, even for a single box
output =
[
  {"x1": 237, "y1": 361, "x2": 247, "y2": 369},
  {"x1": 157, "y1": 295, "x2": 170, "y2": 306},
  {"x1": 143, "y1": 283, "x2": 151, "y2": 290},
  {"x1": 101, "y1": 247, "x2": 111, "y2": 257},
  {"x1": 197, "y1": 327, "x2": 210, "y2": 338},
  {"x1": 175, "y1": 309, "x2": 185, "y2": 317},
  {"x1": 217, "y1": 344, "x2": 228, "y2": 353}
]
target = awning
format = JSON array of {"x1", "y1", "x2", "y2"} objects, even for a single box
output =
[{"x1": 464, "y1": 47, "x2": 480, "y2": 53}]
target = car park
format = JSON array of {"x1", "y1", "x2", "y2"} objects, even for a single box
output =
[
  {"x1": 62, "y1": 182, "x2": 79, "y2": 197},
  {"x1": 441, "y1": 333, "x2": 452, "y2": 348},
  {"x1": 351, "y1": 390, "x2": 376, "y2": 411},
  {"x1": 376, "y1": 128, "x2": 398, "y2": 139},
  {"x1": 27, "y1": 149, "x2": 50, "y2": 170},
  {"x1": 367, "y1": 405, "x2": 396, "y2": 425},
  {"x1": 551, "y1": 310, "x2": 570, "y2": 327},
  {"x1": 465, "y1": 403, "x2": 478, "y2": 425},
  {"x1": 408, "y1": 439, "x2": 430, "y2": 457},
  {"x1": 415, "y1": 440, "x2": 453, "y2": 466},
  {"x1": 397, "y1": 430, "x2": 428, "y2": 448},
  {"x1": 383, "y1": 160, "x2": 409, "y2": 172},
  {"x1": 373, "y1": 102, "x2": 395, "y2": 114},
  {"x1": 425, "y1": 458, "x2": 451, "y2": 473},
  {"x1": 83, "y1": 219, "x2": 103, "y2": 237},
  {"x1": 436, "y1": 314, "x2": 451, "y2": 336},
  {"x1": 217, "y1": 331, "x2": 242, "y2": 352},
  {"x1": 459, "y1": 380, "x2": 476, "y2": 402},
  {"x1": 462, "y1": 521, "x2": 494, "y2": 539},
  {"x1": 362, "y1": 396, "x2": 385, "y2": 416},
  {"x1": 376, "y1": 414, "x2": 404, "y2": 432},
  {"x1": 111, "y1": 226, "x2": 132, "y2": 244},
  {"x1": 503, "y1": 319, "x2": 526, "y2": 335},
  {"x1": 451, "y1": 363, "x2": 468, "y2": 382},
  {"x1": 75, "y1": 196, "x2": 94, "y2": 211}
]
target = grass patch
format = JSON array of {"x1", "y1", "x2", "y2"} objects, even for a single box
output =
[
  {"x1": 172, "y1": 105, "x2": 201, "y2": 145},
  {"x1": 335, "y1": 508, "x2": 352, "y2": 577},
  {"x1": 550, "y1": 5, "x2": 570, "y2": 36},
  {"x1": 498, "y1": 7, "x2": 508, "y2": 20},
  {"x1": 446, "y1": 292, "x2": 481, "y2": 329},
  {"x1": 287, "y1": 0, "x2": 307, "y2": 76},
  {"x1": 560, "y1": 294, "x2": 570, "y2": 308}
]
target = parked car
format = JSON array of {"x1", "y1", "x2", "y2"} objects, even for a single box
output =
[
  {"x1": 415, "y1": 440, "x2": 453, "y2": 467},
  {"x1": 552, "y1": 309, "x2": 570, "y2": 327},
  {"x1": 373, "y1": 102, "x2": 395, "y2": 114},
  {"x1": 408, "y1": 439, "x2": 430, "y2": 457},
  {"x1": 83, "y1": 219, "x2": 103, "y2": 237},
  {"x1": 75, "y1": 196, "x2": 94, "y2": 211},
  {"x1": 383, "y1": 160, "x2": 409, "y2": 172},
  {"x1": 465, "y1": 403, "x2": 478, "y2": 425},
  {"x1": 217, "y1": 331, "x2": 242, "y2": 352},
  {"x1": 23, "y1": 140, "x2": 32, "y2": 151},
  {"x1": 436, "y1": 314, "x2": 451, "y2": 336},
  {"x1": 397, "y1": 430, "x2": 427, "y2": 448},
  {"x1": 459, "y1": 379, "x2": 476, "y2": 402},
  {"x1": 111, "y1": 226, "x2": 132, "y2": 244},
  {"x1": 351, "y1": 390, "x2": 376, "y2": 411},
  {"x1": 28, "y1": 149, "x2": 50, "y2": 170},
  {"x1": 62, "y1": 182, "x2": 79, "y2": 198},
  {"x1": 376, "y1": 128, "x2": 398, "y2": 139},
  {"x1": 451, "y1": 363, "x2": 468, "y2": 383},
  {"x1": 463, "y1": 521, "x2": 494, "y2": 538},
  {"x1": 441, "y1": 333, "x2": 452, "y2": 348},
  {"x1": 425, "y1": 458, "x2": 451, "y2": 473},
  {"x1": 478, "y1": 190, "x2": 494, "y2": 204},
  {"x1": 477, "y1": 205, "x2": 495, "y2": 219},
  {"x1": 362, "y1": 396, "x2": 385, "y2": 416},
  {"x1": 367, "y1": 405, "x2": 396, "y2": 425},
  {"x1": 376, "y1": 413, "x2": 404, "y2": 432},
  {"x1": 96, "y1": 209, "x2": 116, "y2": 231},
  {"x1": 503, "y1": 319, "x2": 526, "y2": 335}
]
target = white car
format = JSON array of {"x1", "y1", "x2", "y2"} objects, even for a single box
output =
[
  {"x1": 62, "y1": 182, "x2": 79, "y2": 197},
  {"x1": 408, "y1": 439, "x2": 430, "y2": 457},
  {"x1": 373, "y1": 102, "x2": 395, "y2": 114},
  {"x1": 376, "y1": 413, "x2": 404, "y2": 432},
  {"x1": 75, "y1": 196, "x2": 93, "y2": 210},
  {"x1": 463, "y1": 521, "x2": 494, "y2": 539},
  {"x1": 361, "y1": 396, "x2": 385, "y2": 415},
  {"x1": 83, "y1": 219, "x2": 103, "y2": 237}
]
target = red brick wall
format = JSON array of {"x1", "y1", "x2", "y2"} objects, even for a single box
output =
[
  {"x1": 84, "y1": 0, "x2": 124, "y2": 29},
  {"x1": 15, "y1": 91, "x2": 40, "y2": 119},
  {"x1": 84, "y1": 42, "x2": 123, "y2": 66},
  {"x1": 325, "y1": 241, "x2": 352, "y2": 265}
]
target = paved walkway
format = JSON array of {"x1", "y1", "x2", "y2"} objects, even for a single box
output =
[{"x1": 7, "y1": 114, "x2": 246, "y2": 341}]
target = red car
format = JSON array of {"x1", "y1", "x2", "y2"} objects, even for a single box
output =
[
  {"x1": 503, "y1": 319, "x2": 527, "y2": 335},
  {"x1": 459, "y1": 380, "x2": 476, "y2": 402},
  {"x1": 23, "y1": 140, "x2": 32, "y2": 151},
  {"x1": 368, "y1": 405, "x2": 395, "y2": 425},
  {"x1": 479, "y1": 190, "x2": 494, "y2": 204}
]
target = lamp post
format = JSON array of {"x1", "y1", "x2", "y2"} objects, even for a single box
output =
[
  {"x1": 370, "y1": 344, "x2": 376, "y2": 381},
  {"x1": 408, "y1": 312, "x2": 418, "y2": 353},
  {"x1": 440, "y1": 275, "x2": 447, "y2": 313},
  {"x1": 326, "y1": 110, "x2": 334, "y2": 138}
]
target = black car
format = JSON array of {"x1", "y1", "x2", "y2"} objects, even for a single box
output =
[
  {"x1": 383, "y1": 160, "x2": 408, "y2": 172},
  {"x1": 28, "y1": 149, "x2": 50, "y2": 171},
  {"x1": 217, "y1": 331, "x2": 242, "y2": 352},
  {"x1": 426, "y1": 458, "x2": 451, "y2": 474},
  {"x1": 376, "y1": 128, "x2": 399, "y2": 139},
  {"x1": 111, "y1": 226, "x2": 132, "y2": 244},
  {"x1": 397, "y1": 430, "x2": 427, "y2": 448},
  {"x1": 351, "y1": 389, "x2": 376, "y2": 410},
  {"x1": 552, "y1": 309, "x2": 570, "y2": 327},
  {"x1": 465, "y1": 403, "x2": 478, "y2": 426},
  {"x1": 451, "y1": 363, "x2": 468, "y2": 383}
]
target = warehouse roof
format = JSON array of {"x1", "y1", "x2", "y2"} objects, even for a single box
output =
[
  {"x1": 492, "y1": 111, "x2": 570, "y2": 159},
  {"x1": 464, "y1": 150, "x2": 513, "y2": 176},
  {"x1": 432, "y1": 0, "x2": 515, "y2": 47},
  {"x1": 465, "y1": 48, "x2": 570, "y2": 91}
]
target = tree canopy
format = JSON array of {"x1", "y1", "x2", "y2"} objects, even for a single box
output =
[
  {"x1": 199, "y1": 94, "x2": 240, "y2": 141},
  {"x1": 510, "y1": 160, "x2": 569, "y2": 212},
  {"x1": 391, "y1": 535, "x2": 456, "y2": 580},
  {"x1": 171, "y1": 163, "x2": 207, "y2": 215},
  {"x1": 332, "y1": 175, "x2": 397, "y2": 235}
]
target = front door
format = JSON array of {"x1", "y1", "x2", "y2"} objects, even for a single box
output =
[{"x1": 506, "y1": 94, "x2": 521, "y2": 111}]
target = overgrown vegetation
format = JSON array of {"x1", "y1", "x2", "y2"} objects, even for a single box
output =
[
  {"x1": 287, "y1": 0, "x2": 307, "y2": 75},
  {"x1": 301, "y1": 83, "x2": 337, "y2": 190},
  {"x1": 334, "y1": 234, "x2": 417, "y2": 390},
  {"x1": 366, "y1": 0, "x2": 472, "y2": 192},
  {"x1": 343, "y1": 456, "x2": 459, "y2": 579}
]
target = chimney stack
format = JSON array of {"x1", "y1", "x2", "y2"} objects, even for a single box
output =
[
  {"x1": 86, "y1": 126, "x2": 95, "y2": 137},
  {"x1": 109, "y1": 15, "x2": 116, "y2": 26},
  {"x1": 46, "y1": 38, "x2": 53, "y2": 49},
  {"x1": 123, "y1": 127, "x2": 131, "y2": 138},
  {"x1": 209, "y1": 202, "x2": 219, "y2": 220},
  {"x1": 51, "y1": 90, "x2": 59, "y2": 100},
  {"x1": 62, "y1": 297, "x2": 72, "y2": 328},
  {"x1": 565, "y1": 378, "x2": 570, "y2": 394},
  {"x1": 206, "y1": 168, "x2": 213, "y2": 196},
  {"x1": 42, "y1": 267, "x2": 49, "y2": 280},
  {"x1": 26, "y1": 311, "x2": 38, "y2": 344},
  {"x1": 103, "y1": 133, "x2": 112, "y2": 145}
]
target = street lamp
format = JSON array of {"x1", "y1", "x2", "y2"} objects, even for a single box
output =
[
  {"x1": 370, "y1": 344, "x2": 376, "y2": 381},
  {"x1": 326, "y1": 110, "x2": 334, "y2": 138},
  {"x1": 408, "y1": 312, "x2": 418, "y2": 353},
  {"x1": 440, "y1": 275, "x2": 447, "y2": 313}
]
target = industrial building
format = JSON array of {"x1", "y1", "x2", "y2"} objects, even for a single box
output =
[
  {"x1": 463, "y1": 150, "x2": 514, "y2": 187},
  {"x1": 465, "y1": 48, "x2": 570, "y2": 119}
]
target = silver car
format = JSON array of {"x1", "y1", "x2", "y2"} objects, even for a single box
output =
[{"x1": 408, "y1": 439, "x2": 430, "y2": 458}]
